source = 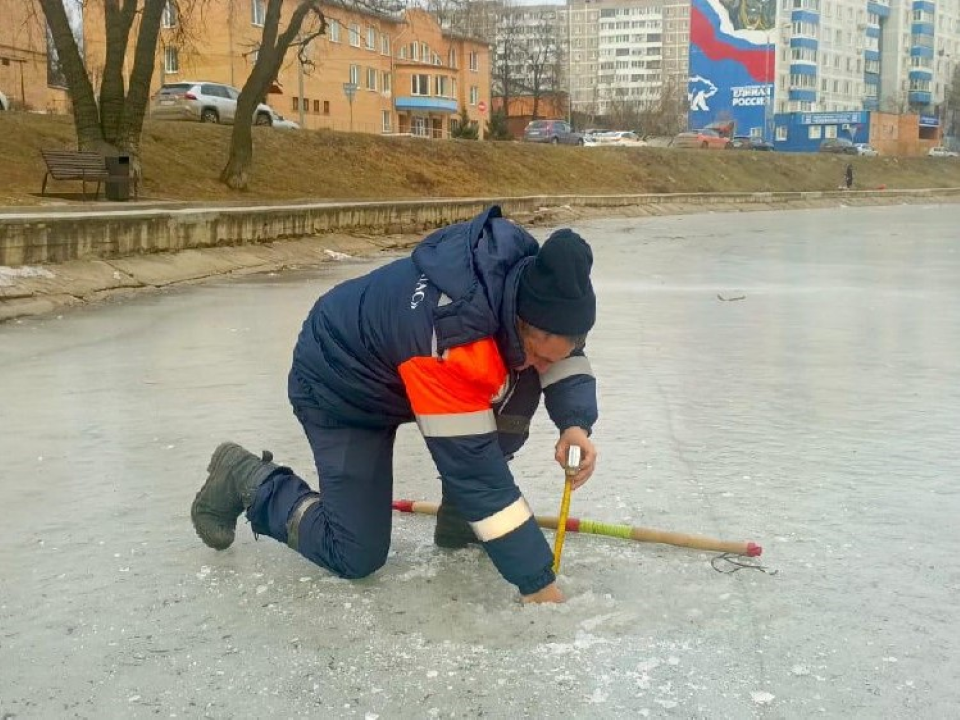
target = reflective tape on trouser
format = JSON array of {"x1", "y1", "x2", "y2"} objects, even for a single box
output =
[
  {"x1": 416, "y1": 409, "x2": 497, "y2": 437},
  {"x1": 286, "y1": 495, "x2": 320, "y2": 551},
  {"x1": 540, "y1": 355, "x2": 594, "y2": 388},
  {"x1": 470, "y1": 497, "x2": 533, "y2": 542}
]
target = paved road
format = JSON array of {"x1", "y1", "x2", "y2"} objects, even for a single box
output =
[{"x1": 2, "y1": 204, "x2": 958, "y2": 718}]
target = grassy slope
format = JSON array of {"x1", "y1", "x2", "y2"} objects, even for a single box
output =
[{"x1": 2, "y1": 113, "x2": 960, "y2": 206}]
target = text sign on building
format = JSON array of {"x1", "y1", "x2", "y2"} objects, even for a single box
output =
[
  {"x1": 688, "y1": 0, "x2": 777, "y2": 136},
  {"x1": 799, "y1": 112, "x2": 868, "y2": 126},
  {"x1": 919, "y1": 114, "x2": 939, "y2": 127}
]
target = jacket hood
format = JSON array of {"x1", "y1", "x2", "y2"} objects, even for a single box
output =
[{"x1": 412, "y1": 206, "x2": 539, "y2": 357}]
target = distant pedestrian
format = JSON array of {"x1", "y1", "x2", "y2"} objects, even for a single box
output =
[{"x1": 845, "y1": 163, "x2": 854, "y2": 190}]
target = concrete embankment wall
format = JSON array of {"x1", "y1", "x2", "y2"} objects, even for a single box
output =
[
  {"x1": 2, "y1": 189, "x2": 959, "y2": 322},
  {"x1": 3, "y1": 189, "x2": 959, "y2": 266}
]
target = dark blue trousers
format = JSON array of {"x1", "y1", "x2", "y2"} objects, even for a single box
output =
[
  {"x1": 248, "y1": 368, "x2": 540, "y2": 580},
  {"x1": 247, "y1": 408, "x2": 398, "y2": 579}
]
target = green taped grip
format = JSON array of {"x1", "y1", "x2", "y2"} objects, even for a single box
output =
[{"x1": 579, "y1": 519, "x2": 632, "y2": 539}]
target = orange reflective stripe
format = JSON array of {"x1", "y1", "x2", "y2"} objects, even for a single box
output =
[{"x1": 399, "y1": 338, "x2": 508, "y2": 415}]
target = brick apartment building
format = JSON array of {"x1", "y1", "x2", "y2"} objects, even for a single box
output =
[
  {"x1": 80, "y1": 1, "x2": 492, "y2": 139},
  {"x1": 0, "y1": 0, "x2": 71, "y2": 113}
]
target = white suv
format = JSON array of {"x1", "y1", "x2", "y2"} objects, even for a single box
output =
[
  {"x1": 150, "y1": 81, "x2": 276, "y2": 126},
  {"x1": 928, "y1": 146, "x2": 959, "y2": 158},
  {"x1": 0, "y1": 90, "x2": 9, "y2": 111}
]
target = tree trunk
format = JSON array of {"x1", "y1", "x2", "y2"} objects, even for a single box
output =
[
  {"x1": 220, "y1": 0, "x2": 322, "y2": 190},
  {"x1": 220, "y1": 119, "x2": 254, "y2": 189},
  {"x1": 38, "y1": 0, "x2": 103, "y2": 150}
]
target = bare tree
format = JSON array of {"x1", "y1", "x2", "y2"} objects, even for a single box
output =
[
  {"x1": 38, "y1": 0, "x2": 202, "y2": 180},
  {"x1": 519, "y1": 12, "x2": 561, "y2": 120},
  {"x1": 491, "y1": 3, "x2": 525, "y2": 118},
  {"x1": 219, "y1": 0, "x2": 325, "y2": 189},
  {"x1": 637, "y1": 78, "x2": 687, "y2": 136}
]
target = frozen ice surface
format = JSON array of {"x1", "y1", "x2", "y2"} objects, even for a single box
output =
[{"x1": 2, "y1": 205, "x2": 959, "y2": 717}]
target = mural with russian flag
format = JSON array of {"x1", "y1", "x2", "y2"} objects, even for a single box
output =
[{"x1": 688, "y1": 0, "x2": 777, "y2": 137}]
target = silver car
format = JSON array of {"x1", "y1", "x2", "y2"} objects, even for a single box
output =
[{"x1": 150, "y1": 81, "x2": 276, "y2": 126}]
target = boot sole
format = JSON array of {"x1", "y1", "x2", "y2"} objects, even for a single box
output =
[{"x1": 191, "y1": 442, "x2": 246, "y2": 550}]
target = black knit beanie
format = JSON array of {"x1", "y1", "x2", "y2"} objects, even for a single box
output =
[{"x1": 517, "y1": 229, "x2": 596, "y2": 336}]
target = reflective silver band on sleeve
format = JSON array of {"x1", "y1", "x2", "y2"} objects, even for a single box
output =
[
  {"x1": 416, "y1": 410, "x2": 497, "y2": 438},
  {"x1": 470, "y1": 497, "x2": 533, "y2": 542},
  {"x1": 540, "y1": 355, "x2": 594, "y2": 388}
]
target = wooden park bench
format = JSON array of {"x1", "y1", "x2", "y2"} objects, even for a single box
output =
[{"x1": 40, "y1": 149, "x2": 138, "y2": 201}]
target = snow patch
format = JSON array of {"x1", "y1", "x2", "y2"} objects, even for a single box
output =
[{"x1": 0, "y1": 265, "x2": 55, "y2": 287}]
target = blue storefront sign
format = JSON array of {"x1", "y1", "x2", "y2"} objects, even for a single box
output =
[
  {"x1": 774, "y1": 111, "x2": 870, "y2": 152},
  {"x1": 688, "y1": 0, "x2": 777, "y2": 138},
  {"x1": 919, "y1": 114, "x2": 939, "y2": 127}
]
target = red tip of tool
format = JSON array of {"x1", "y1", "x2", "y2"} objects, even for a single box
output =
[
  {"x1": 567, "y1": 518, "x2": 580, "y2": 532},
  {"x1": 746, "y1": 542, "x2": 762, "y2": 557},
  {"x1": 393, "y1": 500, "x2": 414, "y2": 513}
]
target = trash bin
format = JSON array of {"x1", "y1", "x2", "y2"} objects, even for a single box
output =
[{"x1": 104, "y1": 155, "x2": 131, "y2": 201}]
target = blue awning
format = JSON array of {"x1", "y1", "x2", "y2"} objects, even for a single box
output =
[{"x1": 394, "y1": 96, "x2": 458, "y2": 113}]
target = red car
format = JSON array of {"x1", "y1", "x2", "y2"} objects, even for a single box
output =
[{"x1": 672, "y1": 128, "x2": 731, "y2": 149}]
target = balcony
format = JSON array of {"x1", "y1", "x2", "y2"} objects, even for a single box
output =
[
  {"x1": 394, "y1": 96, "x2": 458, "y2": 113},
  {"x1": 908, "y1": 90, "x2": 932, "y2": 105},
  {"x1": 789, "y1": 88, "x2": 817, "y2": 102}
]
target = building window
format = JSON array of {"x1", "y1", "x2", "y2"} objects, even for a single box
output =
[
  {"x1": 411, "y1": 42, "x2": 420, "y2": 61},
  {"x1": 164, "y1": 46, "x2": 179, "y2": 73},
  {"x1": 469, "y1": 51, "x2": 478, "y2": 71},
  {"x1": 412, "y1": 74, "x2": 429, "y2": 95},
  {"x1": 435, "y1": 76, "x2": 448, "y2": 96},
  {"x1": 412, "y1": 116, "x2": 428, "y2": 137},
  {"x1": 449, "y1": 48, "x2": 457, "y2": 68},
  {"x1": 381, "y1": 35, "x2": 390, "y2": 55},
  {"x1": 398, "y1": 46, "x2": 407, "y2": 60},
  {"x1": 350, "y1": 64, "x2": 360, "y2": 85},
  {"x1": 329, "y1": 20, "x2": 340, "y2": 43},
  {"x1": 162, "y1": 1, "x2": 177, "y2": 28},
  {"x1": 776, "y1": 126, "x2": 787, "y2": 141},
  {"x1": 366, "y1": 27, "x2": 376, "y2": 50},
  {"x1": 251, "y1": 0, "x2": 266, "y2": 27},
  {"x1": 313, "y1": 99, "x2": 320, "y2": 113},
  {"x1": 469, "y1": 85, "x2": 478, "y2": 105},
  {"x1": 420, "y1": 43, "x2": 429, "y2": 61},
  {"x1": 349, "y1": 24, "x2": 360, "y2": 47},
  {"x1": 323, "y1": 100, "x2": 330, "y2": 114},
  {"x1": 292, "y1": 97, "x2": 299, "y2": 111},
  {"x1": 366, "y1": 67, "x2": 377, "y2": 90},
  {"x1": 381, "y1": 71, "x2": 392, "y2": 93},
  {"x1": 382, "y1": 110, "x2": 392, "y2": 133},
  {"x1": 824, "y1": 125, "x2": 837, "y2": 138},
  {"x1": 808, "y1": 125, "x2": 822, "y2": 140}
]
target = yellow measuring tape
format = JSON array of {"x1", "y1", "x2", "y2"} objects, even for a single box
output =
[{"x1": 552, "y1": 447, "x2": 580, "y2": 574}]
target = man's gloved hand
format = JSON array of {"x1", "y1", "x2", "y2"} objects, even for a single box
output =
[{"x1": 555, "y1": 426, "x2": 597, "y2": 490}]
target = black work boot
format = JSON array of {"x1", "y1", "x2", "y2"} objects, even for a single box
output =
[
  {"x1": 191, "y1": 442, "x2": 280, "y2": 550},
  {"x1": 434, "y1": 502, "x2": 481, "y2": 549}
]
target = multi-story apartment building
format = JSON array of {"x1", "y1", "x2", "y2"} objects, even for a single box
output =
[
  {"x1": 688, "y1": 0, "x2": 959, "y2": 152},
  {"x1": 561, "y1": 0, "x2": 688, "y2": 118},
  {"x1": 0, "y1": 0, "x2": 70, "y2": 113},
  {"x1": 80, "y1": 1, "x2": 490, "y2": 139}
]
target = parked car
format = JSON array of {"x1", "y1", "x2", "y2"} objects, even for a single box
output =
[
  {"x1": 0, "y1": 89, "x2": 9, "y2": 111},
  {"x1": 819, "y1": 138, "x2": 858, "y2": 155},
  {"x1": 598, "y1": 131, "x2": 647, "y2": 147},
  {"x1": 928, "y1": 146, "x2": 959, "y2": 158},
  {"x1": 522, "y1": 119, "x2": 584, "y2": 145},
  {"x1": 266, "y1": 108, "x2": 300, "y2": 130},
  {"x1": 150, "y1": 81, "x2": 277, "y2": 126},
  {"x1": 854, "y1": 143, "x2": 879, "y2": 157},
  {"x1": 727, "y1": 135, "x2": 774, "y2": 151},
  {"x1": 672, "y1": 128, "x2": 730, "y2": 149}
]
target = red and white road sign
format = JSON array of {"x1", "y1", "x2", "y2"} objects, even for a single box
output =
[{"x1": 477, "y1": 100, "x2": 487, "y2": 114}]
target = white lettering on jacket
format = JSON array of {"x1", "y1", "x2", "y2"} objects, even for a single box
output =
[{"x1": 410, "y1": 274, "x2": 428, "y2": 310}]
